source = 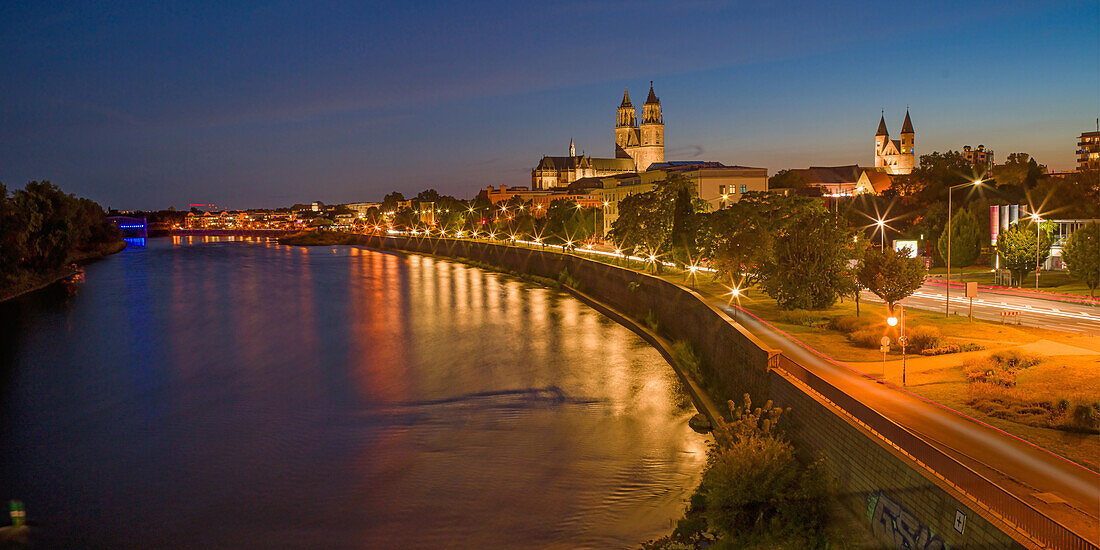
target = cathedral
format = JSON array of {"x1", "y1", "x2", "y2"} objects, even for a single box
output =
[
  {"x1": 531, "y1": 82, "x2": 666, "y2": 190},
  {"x1": 874, "y1": 109, "x2": 915, "y2": 175}
]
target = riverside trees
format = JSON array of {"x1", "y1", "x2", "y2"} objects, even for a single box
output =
[{"x1": 0, "y1": 181, "x2": 121, "y2": 285}]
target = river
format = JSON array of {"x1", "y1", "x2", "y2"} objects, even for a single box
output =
[{"x1": 0, "y1": 237, "x2": 705, "y2": 549}]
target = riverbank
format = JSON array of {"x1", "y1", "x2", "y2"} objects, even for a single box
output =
[
  {"x1": 277, "y1": 230, "x2": 361, "y2": 246},
  {"x1": 0, "y1": 239, "x2": 126, "y2": 304}
]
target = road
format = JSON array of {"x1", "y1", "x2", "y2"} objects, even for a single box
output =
[
  {"x1": 865, "y1": 283, "x2": 1100, "y2": 335},
  {"x1": 716, "y1": 299, "x2": 1100, "y2": 545}
]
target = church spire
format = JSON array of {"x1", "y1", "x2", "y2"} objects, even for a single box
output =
[
  {"x1": 876, "y1": 109, "x2": 889, "y2": 136},
  {"x1": 901, "y1": 108, "x2": 914, "y2": 134},
  {"x1": 569, "y1": 138, "x2": 575, "y2": 157},
  {"x1": 620, "y1": 87, "x2": 632, "y2": 108},
  {"x1": 645, "y1": 81, "x2": 659, "y2": 105}
]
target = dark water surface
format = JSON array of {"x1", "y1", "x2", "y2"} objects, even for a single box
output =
[{"x1": 0, "y1": 237, "x2": 705, "y2": 549}]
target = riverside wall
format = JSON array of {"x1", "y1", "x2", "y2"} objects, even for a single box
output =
[{"x1": 368, "y1": 235, "x2": 1034, "y2": 550}]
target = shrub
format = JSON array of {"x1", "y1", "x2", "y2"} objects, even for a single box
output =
[
  {"x1": 826, "y1": 315, "x2": 872, "y2": 334},
  {"x1": 904, "y1": 325, "x2": 941, "y2": 353},
  {"x1": 961, "y1": 350, "x2": 1043, "y2": 387},
  {"x1": 1070, "y1": 404, "x2": 1099, "y2": 431},
  {"x1": 921, "y1": 344, "x2": 962, "y2": 356},
  {"x1": 847, "y1": 328, "x2": 883, "y2": 349},
  {"x1": 777, "y1": 309, "x2": 823, "y2": 327}
]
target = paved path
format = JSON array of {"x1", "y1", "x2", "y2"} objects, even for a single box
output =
[
  {"x1": 717, "y1": 299, "x2": 1100, "y2": 544},
  {"x1": 863, "y1": 283, "x2": 1100, "y2": 335}
]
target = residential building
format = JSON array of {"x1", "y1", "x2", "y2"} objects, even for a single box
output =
[
  {"x1": 1078, "y1": 130, "x2": 1100, "y2": 171},
  {"x1": 874, "y1": 109, "x2": 915, "y2": 175},
  {"x1": 962, "y1": 145, "x2": 994, "y2": 172}
]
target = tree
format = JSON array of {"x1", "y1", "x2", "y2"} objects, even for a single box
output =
[
  {"x1": 760, "y1": 209, "x2": 853, "y2": 310},
  {"x1": 698, "y1": 192, "x2": 818, "y2": 287},
  {"x1": 608, "y1": 174, "x2": 707, "y2": 268},
  {"x1": 1062, "y1": 221, "x2": 1099, "y2": 297},
  {"x1": 936, "y1": 207, "x2": 981, "y2": 268},
  {"x1": 995, "y1": 222, "x2": 1050, "y2": 286},
  {"x1": 381, "y1": 191, "x2": 406, "y2": 213},
  {"x1": 768, "y1": 169, "x2": 807, "y2": 189},
  {"x1": 994, "y1": 153, "x2": 1046, "y2": 194},
  {"x1": 857, "y1": 246, "x2": 926, "y2": 310}
]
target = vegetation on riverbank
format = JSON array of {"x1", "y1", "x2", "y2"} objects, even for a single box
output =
[
  {"x1": 641, "y1": 395, "x2": 859, "y2": 549},
  {"x1": 0, "y1": 181, "x2": 124, "y2": 302},
  {"x1": 277, "y1": 229, "x2": 362, "y2": 246}
]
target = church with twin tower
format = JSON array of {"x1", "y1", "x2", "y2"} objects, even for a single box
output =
[{"x1": 531, "y1": 82, "x2": 665, "y2": 190}]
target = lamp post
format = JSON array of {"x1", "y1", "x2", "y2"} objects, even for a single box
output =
[
  {"x1": 945, "y1": 179, "x2": 985, "y2": 317},
  {"x1": 888, "y1": 305, "x2": 906, "y2": 386},
  {"x1": 1031, "y1": 213, "x2": 1042, "y2": 291},
  {"x1": 876, "y1": 219, "x2": 886, "y2": 248}
]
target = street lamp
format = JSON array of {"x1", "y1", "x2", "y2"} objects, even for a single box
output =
[
  {"x1": 1031, "y1": 213, "x2": 1042, "y2": 291},
  {"x1": 945, "y1": 179, "x2": 985, "y2": 316},
  {"x1": 876, "y1": 218, "x2": 886, "y2": 248},
  {"x1": 887, "y1": 305, "x2": 907, "y2": 385}
]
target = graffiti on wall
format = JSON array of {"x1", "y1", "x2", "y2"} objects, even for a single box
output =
[{"x1": 867, "y1": 491, "x2": 946, "y2": 550}]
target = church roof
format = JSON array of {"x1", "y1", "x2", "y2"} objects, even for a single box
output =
[
  {"x1": 794, "y1": 165, "x2": 863, "y2": 184},
  {"x1": 901, "y1": 109, "x2": 914, "y2": 133},
  {"x1": 566, "y1": 177, "x2": 607, "y2": 193},
  {"x1": 860, "y1": 168, "x2": 893, "y2": 193},
  {"x1": 876, "y1": 112, "x2": 889, "y2": 136},
  {"x1": 645, "y1": 81, "x2": 659, "y2": 105},
  {"x1": 535, "y1": 155, "x2": 634, "y2": 172},
  {"x1": 620, "y1": 87, "x2": 633, "y2": 108}
]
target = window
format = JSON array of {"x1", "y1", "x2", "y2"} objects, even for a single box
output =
[{"x1": 740, "y1": 184, "x2": 747, "y2": 193}]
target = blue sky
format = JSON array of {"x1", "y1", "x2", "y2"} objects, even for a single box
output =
[{"x1": 2, "y1": 1, "x2": 1097, "y2": 209}]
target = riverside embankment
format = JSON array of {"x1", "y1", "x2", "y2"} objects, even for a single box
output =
[
  {"x1": 0, "y1": 240, "x2": 127, "y2": 304},
  {"x1": 362, "y1": 233, "x2": 1097, "y2": 550}
]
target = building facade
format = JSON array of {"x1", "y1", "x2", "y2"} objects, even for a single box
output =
[
  {"x1": 531, "y1": 82, "x2": 666, "y2": 190},
  {"x1": 1078, "y1": 130, "x2": 1099, "y2": 171},
  {"x1": 647, "y1": 162, "x2": 767, "y2": 211},
  {"x1": 962, "y1": 145, "x2": 994, "y2": 172},
  {"x1": 874, "y1": 109, "x2": 915, "y2": 175}
]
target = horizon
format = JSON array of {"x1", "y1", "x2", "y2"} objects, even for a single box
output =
[{"x1": 2, "y1": 1, "x2": 1097, "y2": 210}]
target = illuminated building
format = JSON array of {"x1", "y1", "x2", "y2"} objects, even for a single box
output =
[
  {"x1": 1078, "y1": 130, "x2": 1099, "y2": 170},
  {"x1": 962, "y1": 145, "x2": 994, "y2": 172},
  {"x1": 874, "y1": 109, "x2": 915, "y2": 175},
  {"x1": 531, "y1": 82, "x2": 665, "y2": 190}
]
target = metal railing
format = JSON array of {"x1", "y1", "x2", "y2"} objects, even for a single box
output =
[{"x1": 774, "y1": 354, "x2": 1097, "y2": 550}]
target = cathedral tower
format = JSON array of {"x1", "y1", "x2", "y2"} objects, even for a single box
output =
[
  {"x1": 615, "y1": 88, "x2": 639, "y2": 159},
  {"x1": 635, "y1": 81, "x2": 665, "y2": 171},
  {"x1": 875, "y1": 110, "x2": 889, "y2": 169},
  {"x1": 899, "y1": 108, "x2": 915, "y2": 172}
]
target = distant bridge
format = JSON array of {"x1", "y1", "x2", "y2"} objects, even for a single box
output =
[{"x1": 107, "y1": 216, "x2": 147, "y2": 238}]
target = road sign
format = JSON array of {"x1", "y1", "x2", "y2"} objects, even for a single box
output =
[
  {"x1": 880, "y1": 336, "x2": 890, "y2": 347},
  {"x1": 898, "y1": 336, "x2": 908, "y2": 347},
  {"x1": 879, "y1": 346, "x2": 889, "y2": 353},
  {"x1": 965, "y1": 282, "x2": 978, "y2": 298}
]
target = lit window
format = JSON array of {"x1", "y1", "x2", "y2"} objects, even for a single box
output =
[{"x1": 740, "y1": 184, "x2": 747, "y2": 193}]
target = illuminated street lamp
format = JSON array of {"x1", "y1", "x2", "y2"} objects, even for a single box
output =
[
  {"x1": 875, "y1": 218, "x2": 886, "y2": 248},
  {"x1": 887, "y1": 305, "x2": 907, "y2": 385},
  {"x1": 945, "y1": 179, "x2": 985, "y2": 316},
  {"x1": 1031, "y1": 213, "x2": 1042, "y2": 291}
]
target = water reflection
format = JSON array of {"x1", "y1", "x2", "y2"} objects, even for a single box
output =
[{"x1": 0, "y1": 238, "x2": 704, "y2": 549}]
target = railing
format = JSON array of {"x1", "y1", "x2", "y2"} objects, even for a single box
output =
[{"x1": 774, "y1": 354, "x2": 1098, "y2": 550}]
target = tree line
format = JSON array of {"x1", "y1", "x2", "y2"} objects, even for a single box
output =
[{"x1": 0, "y1": 181, "x2": 121, "y2": 285}]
